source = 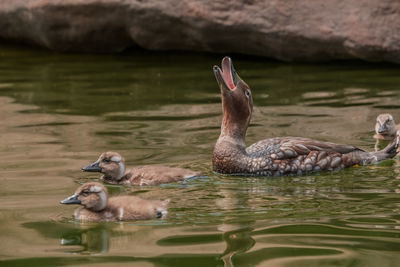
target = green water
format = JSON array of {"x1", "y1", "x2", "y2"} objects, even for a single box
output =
[{"x1": 0, "y1": 44, "x2": 400, "y2": 267}]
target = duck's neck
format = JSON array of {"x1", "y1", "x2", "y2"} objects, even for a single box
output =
[
  {"x1": 218, "y1": 131, "x2": 246, "y2": 150},
  {"x1": 388, "y1": 124, "x2": 400, "y2": 136},
  {"x1": 118, "y1": 162, "x2": 126, "y2": 179},
  {"x1": 220, "y1": 115, "x2": 248, "y2": 143},
  {"x1": 90, "y1": 191, "x2": 108, "y2": 212},
  {"x1": 213, "y1": 121, "x2": 250, "y2": 174},
  {"x1": 102, "y1": 162, "x2": 126, "y2": 182}
]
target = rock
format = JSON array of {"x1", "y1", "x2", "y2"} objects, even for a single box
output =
[{"x1": 0, "y1": 0, "x2": 399, "y2": 63}]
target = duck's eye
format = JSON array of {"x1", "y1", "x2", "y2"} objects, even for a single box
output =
[
  {"x1": 82, "y1": 191, "x2": 90, "y2": 196},
  {"x1": 245, "y1": 90, "x2": 251, "y2": 98},
  {"x1": 103, "y1": 158, "x2": 111, "y2": 163}
]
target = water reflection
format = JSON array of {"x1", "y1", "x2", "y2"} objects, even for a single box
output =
[
  {"x1": 20, "y1": 216, "x2": 400, "y2": 266},
  {"x1": 220, "y1": 227, "x2": 255, "y2": 267},
  {"x1": 22, "y1": 221, "x2": 110, "y2": 254},
  {"x1": 60, "y1": 225, "x2": 110, "y2": 254}
]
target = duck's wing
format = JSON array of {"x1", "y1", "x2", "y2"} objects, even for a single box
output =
[
  {"x1": 243, "y1": 137, "x2": 367, "y2": 176},
  {"x1": 246, "y1": 137, "x2": 364, "y2": 159},
  {"x1": 245, "y1": 134, "x2": 400, "y2": 176}
]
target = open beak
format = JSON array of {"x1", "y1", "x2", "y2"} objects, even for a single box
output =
[
  {"x1": 213, "y1": 57, "x2": 240, "y2": 91},
  {"x1": 82, "y1": 161, "x2": 102, "y2": 172},
  {"x1": 60, "y1": 194, "x2": 81, "y2": 205}
]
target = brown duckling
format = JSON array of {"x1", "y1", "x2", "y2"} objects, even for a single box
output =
[
  {"x1": 212, "y1": 57, "x2": 400, "y2": 176},
  {"x1": 82, "y1": 151, "x2": 201, "y2": 186},
  {"x1": 374, "y1": 113, "x2": 400, "y2": 140},
  {"x1": 60, "y1": 182, "x2": 169, "y2": 222}
]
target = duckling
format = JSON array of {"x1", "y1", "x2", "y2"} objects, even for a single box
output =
[
  {"x1": 212, "y1": 57, "x2": 400, "y2": 176},
  {"x1": 60, "y1": 182, "x2": 169, "y2": 222},
  {"x1": 374, "y1": 114, "x2": 400, "y2": 140},
  {"x1": 82, "y1": 151, "x2": 201, "y2": 186}
]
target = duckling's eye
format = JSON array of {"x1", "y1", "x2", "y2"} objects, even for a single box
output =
[
  {"x1": 82, "y1": 191, "x2": 90, "y2": 196},
  {"x1": 245, "y1": 90, "x2": 251, "y2": 98},
  {"x1": 103, "y1": 158, "x2": 111, "y2": 163}
]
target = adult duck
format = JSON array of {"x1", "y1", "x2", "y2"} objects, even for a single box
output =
[{"x1": 212, "y1": 57, "x2": 400, "y2": 176}]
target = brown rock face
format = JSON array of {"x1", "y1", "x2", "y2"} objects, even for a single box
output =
[{"x1": 0, "y1": 0, "x2": 400, "y2": 63}]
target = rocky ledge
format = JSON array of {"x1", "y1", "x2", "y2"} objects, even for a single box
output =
[{"x1": 0, "y1": 0, "x2": 399, "y2": 63}]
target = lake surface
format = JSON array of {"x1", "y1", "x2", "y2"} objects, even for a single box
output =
[{"x1": 0, "y1": 44, "x2": 400, "y2": 267}]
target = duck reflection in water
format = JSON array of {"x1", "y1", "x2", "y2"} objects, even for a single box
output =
[
  {"x1": 22, "y1": 221, "x2": 111, "y2": 254},
  {"x1": 220, "y1": 227, "x2": 255, "y2": 267},
  {"x1": 60, "y1": 224, "x2": 110, "y2": 254},
  {"x1": 215, "y1": 178, "x2": 256, "y2": 267}
]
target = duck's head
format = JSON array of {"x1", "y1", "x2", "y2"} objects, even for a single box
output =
[
  {"x1": 213, "y1": 57, "x2": 253, "y2": 139},
  {"x1": 82, "y1": 151, "x2": 126, "y2": 180},
  {"x1": 60, "y1": 182, "x2": 108, "y2": 212},
  {"x1": 375, "y1": 114, "x2": 397, "y2": 136}
]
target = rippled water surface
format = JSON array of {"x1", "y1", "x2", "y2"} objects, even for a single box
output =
[{"x1": 1, "y1": 44, "x2": 400, "y2": 266}]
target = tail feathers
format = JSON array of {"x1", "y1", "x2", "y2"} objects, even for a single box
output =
[{"x1": 372, "y1": 130, "x2": 400, "y2": 162}]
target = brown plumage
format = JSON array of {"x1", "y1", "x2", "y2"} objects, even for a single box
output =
[
  {"x1": 60, "y1": 182, "x2": 169, "y2": 222},
  {"x1": 82, "y1": 151, "x2": 202, "y2": 186},
  {"x1": 374, "y1": 113, "x2": 400, "y2": 140},
  {"x1": 212, "y1": 57, "x2": 400, "y2": 176}
]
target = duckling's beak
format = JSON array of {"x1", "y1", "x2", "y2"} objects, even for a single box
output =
[
  {"x1": 82, "y1": 161, "x2": 102, "y2": 172},
  {"x1": 213, "y1": 56, "x2": 240, "y2": 92},
  {"x1": 60, "y1": 194, "x2": 81, "y2": 205},
  {"x1": 378, "y1": 124, "x2": 388, "y2": 133}
]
